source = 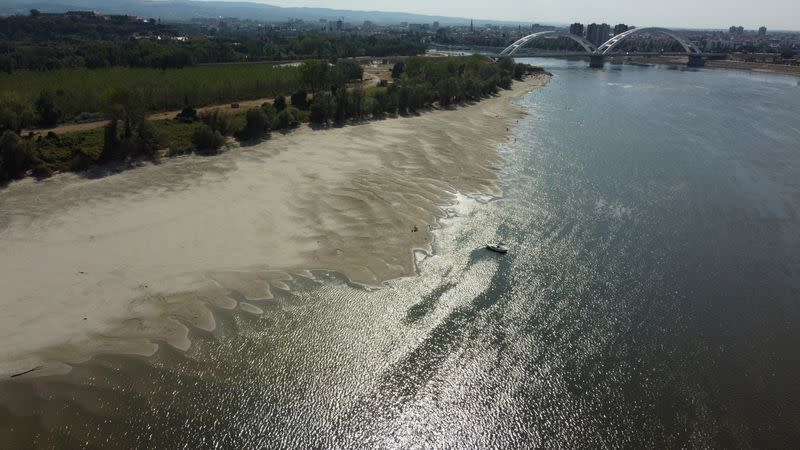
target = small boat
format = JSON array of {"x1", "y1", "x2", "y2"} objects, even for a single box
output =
[{"x1": 486, "y1": 242, "x2": 508, "y2": 254}]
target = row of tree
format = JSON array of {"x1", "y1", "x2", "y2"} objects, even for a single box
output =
[
  {"x1": 0, "y1": 60, "x2": 361, "y2": 136},
  {"x1": 237, "y1": 56, "x2": 540, "y2": 142}
]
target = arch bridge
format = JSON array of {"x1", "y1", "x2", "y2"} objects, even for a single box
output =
[
  {"x1": 499, "y1": 27, "x2": 705, "y2": 67},
  {"x1": 499, "y1": 30, "x2": 598, "y2": 57}
]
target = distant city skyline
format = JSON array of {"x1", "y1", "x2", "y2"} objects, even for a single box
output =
[{"x1": 220, "y1": 0, "x2": 799, "y2": 30}]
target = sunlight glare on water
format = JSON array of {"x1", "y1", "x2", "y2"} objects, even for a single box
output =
[{"x1": 2, "y1": 59, "x2": 800, "y2": 448}]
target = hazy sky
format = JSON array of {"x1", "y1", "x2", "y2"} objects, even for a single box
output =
[{"x1": 242, "y1": 0, "x2": 799, "y2": 30}]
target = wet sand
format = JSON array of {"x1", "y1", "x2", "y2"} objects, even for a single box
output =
[{"x1": 0, "y1": 74, "x2": 549, "y2": 378}]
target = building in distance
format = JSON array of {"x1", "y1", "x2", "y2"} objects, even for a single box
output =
[
  {"x1": 586, "y1": 23, "x2": 611, "y2": 47},
  {"x1": 729, "y1": 25, "x2": 745, "y2": 35},
  {"x1": 570, "y1": 23, "x2": 584, "y2": 36},
  {"x1": 614, "y1": 24, "x2": 629, "y2": 36}
]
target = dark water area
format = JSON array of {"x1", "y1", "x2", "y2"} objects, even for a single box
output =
[{"x1": 2, "y1": 59, "x2": 800, "y2": 448}]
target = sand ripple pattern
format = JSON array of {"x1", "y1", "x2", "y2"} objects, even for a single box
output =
[{"x1": 0, "y1": 76, "x2": 548, "y2": 377}]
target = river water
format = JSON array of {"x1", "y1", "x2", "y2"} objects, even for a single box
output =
[{"x1": 2, "y1": 59, "x2": 800, "y2": 448}]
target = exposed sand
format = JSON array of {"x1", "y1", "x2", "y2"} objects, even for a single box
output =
[{"x1": 0, "y1": 74, "x2": 549, "y2": 378}]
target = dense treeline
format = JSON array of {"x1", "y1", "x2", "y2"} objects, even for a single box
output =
[
  {"x1": 0, "y1": 12, "x2": 425, "y2": 72},
  {"x1": 0, "y1": 56, "x2": 542, "y2": 185},
  {"x1": 223, "y1": 56, "x2": 540, "y2": 150},
  {"x1": 0, "y1": 63, "x2": 306, "y2": 130},
  {"x1": 0, "y1": 59, "x2": 365, "y2": 131},
  {"x1": 240, "y1": 56, "x2": 540, "y2": 138}
]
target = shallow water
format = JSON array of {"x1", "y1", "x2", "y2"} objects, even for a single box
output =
[{"x1": 2, "y1": 59, "x2": 800, "y2": 448}]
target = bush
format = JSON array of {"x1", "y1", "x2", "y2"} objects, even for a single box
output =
[
  {"x1": 241, "y1": 107, "x2": 269, "y2": 139},
  {"x1": 276, "y1": 106, "x2": 300, "y2": 129},
  {"x1": 299, "y1": 60, "x2": 331, "y2": 94},
  {"x1": 136, "y1": 120, "x2": 164, "y2": 157},
  {"x1": 371, "y1": 89, "x2": 395, "y2": 115},
  {"x1": 199, "y1": 109, "x2": 234, "y2": 135},
  {"x1": 333, "y1": 61, "x2": 364, "y2": 83},
  {"x1": 347, "y1": 87, "x2": 366, "y2": 119},
  {"x1": 70, "y1": 148, "x2": 92, "y2": 171},
  {"x1": 391, "y1": 61, "x2": 405, "y2": 79},
  {"x1": 0, "y1": 130, "x2": 32, "y2": 180},
  {"x1": 0, "y1": 97, "x2": 34, "y2": 134},
  {"x1": 191, "y1": 124, "x2": 226, "y2": 153},
  {"x1": 261, "y1": 103, "x2": 278, "y2": 129},
  {"x1": 309, "y1": 91, "x2": 335, "y2": 124},
  {"x1": 176, "y1": 106, "x2": 198, "y2": 123},
  {"x1": 290, "y1": 90, "x2": 308, "y2": 109},
  {"x1": 31, "y1": 160, "x2": 53, "y2": 179},
  {"x1": 35, "y1": 90, "x2": 61, "y2": 128},
  {"x1": 273, "y1": 95, "x2": 287, "y2": 112},
  {"x1": 101, "y1": 119, "x2": 123, "y2": 161}
]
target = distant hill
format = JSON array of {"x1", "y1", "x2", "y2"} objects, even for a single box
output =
[{"x1": 0, "y1": 0, "x2": 532, "y2": 26}]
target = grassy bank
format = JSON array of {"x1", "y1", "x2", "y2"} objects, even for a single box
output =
[{"x1": 33, "y1": 118, "x2": 209, "y2": 173}]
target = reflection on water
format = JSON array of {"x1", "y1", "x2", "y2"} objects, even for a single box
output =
[{"x1": 2, "y1": 60, "x2": 800, "y2": 448}]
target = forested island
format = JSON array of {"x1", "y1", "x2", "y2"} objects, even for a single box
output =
[{"x1": 0, "y1": 53, "x2": 542, "y2": 184}]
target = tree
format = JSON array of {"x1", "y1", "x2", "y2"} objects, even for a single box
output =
[
  {"x1": 391, "y1": 61, "x2": 405, "y2": 79},
  {"x1": 104, "y1": 88, "x2": 145, "y2": 140},
  {"x1": 332, "y1": 61, "x2": 363, "y2": 85},
  {"x1": 192, "y1": 125, "x2": 225, "y2": 153},
  {"x1": 333, "y1": 85, "x2": 349, "y2": 122},
  {"x1": 436, "y1": 78, "x2": 458, "y2": 106},
  {"x1": 199, "y1": 109, "x2": 234, "y2": 135},
  {"x1": 291, "y1": 90, "x2": 309, "y2": 109},
  {"x1": 0, "y1": 100, "x2": 28, "y2": 134},
  {"x1": 347, "y1": 87, "x2": 366, "y2": 119},
  {"x1": 0, "y1": 131, "x2": 31, "y2": 181},
  {"x1": 309, "y1": 92, "x2": 335, "y2": 124},
  {"x1": 496, "y1": 57, "x2": 516, "y2": 77},
  {"x1": 273, "y1": 95, "x2": 287, "y2": 112},
  {"x1": 35, "y1": 90, "x2": 60, "y2": 128},
  {"x1": 176, "y1": 106, "x2": 198, "y2": 123},
  {"x1": 371, "y1": 90, "x2": 391, "y2": 116},
  {"x1": 241, "y1": 107, "x2": 269, "y2": 139},
  {"x1": 276, "y1": 107, "x2": 300, "y2": 129},
  {"x1": 0, "y1": 56, "x2": 14, "y2": 74},
  {"x1": 299, "y1": 60, "x2": 331, "y2": 94},
  {"x1": 136, "y1": 120, "x2": 163, "y2": 157},
  {"x1": 261, "y1": 103, "x2": 278, "y2": 130},
  {"x1": 513, "y1": 63, "x2": 527, "y2": 81},
  {"x1": 101, "y1": 119, "x2": 121, "y2": 161}
]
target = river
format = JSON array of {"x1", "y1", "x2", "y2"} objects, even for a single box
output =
[{"x1": 2, "y1": 59, "x2": 799, "y2": 448}]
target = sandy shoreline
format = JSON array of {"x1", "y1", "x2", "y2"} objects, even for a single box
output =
[{"x1": 0, "y1": 74, "x2": 549, "y2": 378}]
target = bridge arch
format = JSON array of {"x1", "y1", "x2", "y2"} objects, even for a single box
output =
[
  {"x1": 499, "y1": 31, "x2": 598, "y2": 57},
  {"x1": 596, "y1": 27, "x2": 701, "y2": 55}
]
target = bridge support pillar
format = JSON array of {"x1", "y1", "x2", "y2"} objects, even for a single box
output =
[
  {"x1": 687, "y1": 55, "x2": 705, "y2": 67},
  {"x1": 589, "y1": 55, "x2": 605, "y2": 68}
]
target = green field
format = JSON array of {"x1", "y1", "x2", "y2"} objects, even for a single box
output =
[{"x1": 0, "y1": 63, "x2": 304, "y2": 121}]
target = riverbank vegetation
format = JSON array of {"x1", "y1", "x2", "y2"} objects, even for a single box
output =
[{"x1": 0, "y1": 56, "x2": 542, "y2": 185}]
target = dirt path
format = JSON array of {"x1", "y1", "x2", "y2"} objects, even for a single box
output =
[{"x1": 24, "y1": 96, "x2": 280, "y2": 137}]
